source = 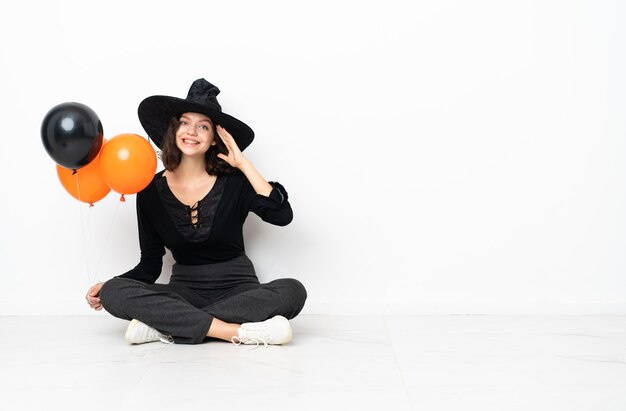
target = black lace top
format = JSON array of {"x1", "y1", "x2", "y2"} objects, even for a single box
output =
[
  {"x1": 118, "y1": 169, "x2": 292, "y2": 284},
  {"x1": 154, "y1": 174, "x2": 227, "y2": 243}
]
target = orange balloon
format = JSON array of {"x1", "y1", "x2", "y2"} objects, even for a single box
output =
[
  {"x1": 56, "y1": 139, "x2": 110, "y2": 205},
  {"x1": 99, "y1": 134, "x2": 157, "y2": 200}
]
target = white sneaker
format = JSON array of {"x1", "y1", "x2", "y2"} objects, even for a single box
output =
[
  {"x1": 125, "y1": 319, "x2": 173, "y2": 344},
  {"x1": 232, "y1": 315, "x2": 293, "y2": 347}
]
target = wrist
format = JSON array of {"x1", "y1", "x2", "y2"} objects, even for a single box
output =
[{"x1": 237, "y1": 158, "x2": 253, "y2": 171}]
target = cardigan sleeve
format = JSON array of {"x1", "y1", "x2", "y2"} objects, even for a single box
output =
[
  {"x1": 116, "y1": 188, "x2": 165, "y2": 283},
  {"x1": 251, "y1": 181, "x2": 293, "y2": 226},
  {"x1": 239, "y1": 174, "x2": 293, "y2": 226}
]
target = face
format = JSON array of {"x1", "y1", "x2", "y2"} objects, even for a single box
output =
[{"x1": 175, "y1": 112, "x2": 216, "y2": 156}]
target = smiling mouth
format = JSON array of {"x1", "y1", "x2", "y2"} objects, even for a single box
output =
[{"x1": 182, "y1": 139, "x2": 200, "y2": 145}]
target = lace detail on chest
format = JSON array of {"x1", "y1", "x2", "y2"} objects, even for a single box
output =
[{"x1": 155, "y1": 174, "x2": 228, "y2": 243}]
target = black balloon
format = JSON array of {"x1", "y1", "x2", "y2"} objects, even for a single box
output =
[{"x1": 41, "y1": 102, "x2": 104, "y2": 169}]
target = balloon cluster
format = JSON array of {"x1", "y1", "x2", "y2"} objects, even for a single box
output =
[{"x1": 42, "y1": 102, "x2": 157, "y2": 205}]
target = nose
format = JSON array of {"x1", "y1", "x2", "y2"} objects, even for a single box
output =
[{"x1": 186, "y1": 124, "x2": 198, "y2": 136}]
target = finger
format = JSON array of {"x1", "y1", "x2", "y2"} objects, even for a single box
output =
[
  {"x1": 217, "y1": 124, "x2": 227, "y2": 134},
  {"x1": 217, "y1": 126, "x2": 235, "y2": 143},
  {"x1": 217, "y1": 130, "x2": 232, "y2": 147},
  {"x1": 222, "y1": 137, "x2": 240, "y2": 156},
  {"x1": 218, "y1": 126, "x2": 233, "y2": 139},
  {"x1": 217, "y1": 153, "x2": 231, "y2": 164}
]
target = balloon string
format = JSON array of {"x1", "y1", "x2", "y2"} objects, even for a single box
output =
[
  {"x1": 75, "y1": 172, "x2": 92, "y2": 287},
  {"x1": 93, "y1": 198, "x2": 123, "y2": 281},
  {"x1": 86, "y1": 204, "x2": 94, "y2": 285}
]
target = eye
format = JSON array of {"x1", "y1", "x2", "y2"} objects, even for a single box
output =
[
  {"x1": 180, "y1": 120, "x2": 188, "y2": 126},
  {"x1": 200, "y1": 125, "x2": 209, "y2": 131}
]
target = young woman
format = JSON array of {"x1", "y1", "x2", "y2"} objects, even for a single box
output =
[{"x1": 84, "y1": 79, "x2": 306, "y2": 346}]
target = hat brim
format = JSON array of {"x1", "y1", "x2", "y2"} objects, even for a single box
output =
[{"x1": 138, "y1": 95, "x2": 254, "y2": 150}]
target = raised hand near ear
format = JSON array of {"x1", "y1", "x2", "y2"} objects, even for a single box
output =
[
  {"x1": 216, "y1": 125, "x2": 247, "y2": 169},
  {"x1": 216, "y1": 125, "x2": 273, "y2": 196}
]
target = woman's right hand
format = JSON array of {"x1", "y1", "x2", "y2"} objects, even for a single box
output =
[{"x1": 85, "y1": 282, "x2": 104, "y2": 311}]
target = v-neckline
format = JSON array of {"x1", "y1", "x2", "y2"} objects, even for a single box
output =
[
  {"x1": 154, "y1": 171, "x2": 229, "y2": 243},
  {"x1": 161, "y1": 172, "x2": 219, "y2": 208}
]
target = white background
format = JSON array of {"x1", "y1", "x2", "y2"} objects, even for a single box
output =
[{"x1": 0, "y1": 0, "x2": 624, "y2": 315}]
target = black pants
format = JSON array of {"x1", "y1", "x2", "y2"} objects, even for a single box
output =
[{"x1": 99, "y1": 255, "x2": 307, "y2": 344}]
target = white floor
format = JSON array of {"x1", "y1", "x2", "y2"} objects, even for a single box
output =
[{"x1": 1, "y1": 315, "x2": 625, "y2": 411}]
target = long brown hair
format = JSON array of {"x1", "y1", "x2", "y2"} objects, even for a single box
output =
[{"x1": 160, "y1": 116, "x2": 235, "y2": 175}]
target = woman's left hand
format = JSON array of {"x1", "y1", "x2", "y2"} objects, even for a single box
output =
[
  {"x1": 85, "y1": 281, "x2": 104, "y2": 311},
  {"x1": 216, "y1": 125, "x2": 272, "y2": 196},
  {"x1": 216, "y1": 125, "x2": 248, "y2": 169}
]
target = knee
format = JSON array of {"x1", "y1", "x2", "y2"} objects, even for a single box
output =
[
  {"x1": 99, "y1": 278, "x2": 138, "y2": 308},
  {"x1": 290, "y1": 278, "x2": 307, "y2": 307},
  {"x1": 98, "y1": 278, "x2": 119, "y2": 308},
  {"x1": 275, "y1": 278, "x2": 307, "y2": 316}
]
